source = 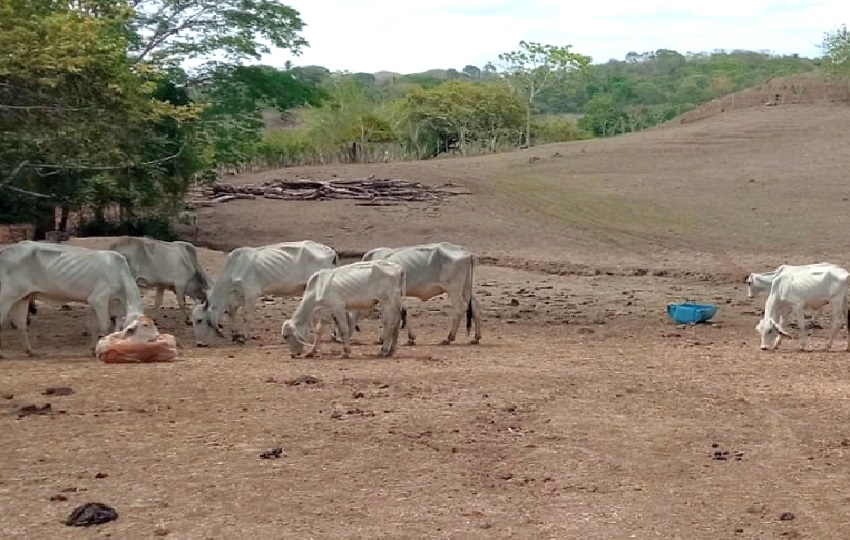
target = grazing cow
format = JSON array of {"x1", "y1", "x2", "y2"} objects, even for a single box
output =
[
  {"x1": 281, "y1": 259, "x2": 407, "y2": 358},
  {"x1": 0, "y1": 241, "x2": 144, "y2": 357},
  {"x1": 0, "y1": 244, "x2": 38, "y2": 327},
  {"x1": 747, "y1": 262, "x2": 835, "y2": 328},
  {"x1": 192, "y1": 240, "x2": 338, "y2": 346},
  {"x1": 108, "y1": 236, "x2": 211, "y2": 324},
  {"x1": 755, "y1": 264, "x2": 850, "y2": 351},
  {"x1": 346, "y1": 242, "x2": 482, "y2": 346}
]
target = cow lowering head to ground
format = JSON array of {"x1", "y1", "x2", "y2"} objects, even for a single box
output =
[
  {"x1": 755, "y1": 263, "x2": 850, "y2": 351},
  {"x1": 108, "y1": 236, "x2": 211, "y2": 325},
  {"x1": 746, "y1": 262, "x2": 835, "y2": 329},
  {"x1": 281, "y1": 259, "x2": 407, "y2": 359},
  {"x1": 0, "y1": 241, "x2": 145, "y2": 357},
  {"x1": 192, "y1": 240, "x2": 338, "y2": 347},
  {"x1": 343, "y1": 242, "x2": 482, "y2": 346}
]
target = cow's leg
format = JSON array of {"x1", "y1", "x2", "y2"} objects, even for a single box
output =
[
  {"x1": 9, "y1": 299, "x2": 37, "y2": 357},
  {"x1": 153, "y1": 287, "x2": 165, "y2": 312},
  {"x1": 441, "y1": 289, "x2": 466, "y2": 345},
  {"x1": 233, "y1": 297, "x2": 258, "y2": 344},
  {"x1": 794, "y1": 305, "x2": 808, "y2": 351},
  {"x1": 332, "y1": 310, "x2": 360, "y2": 343},
  {"x1": 173, "y1": 285, "x2": 191, "y2": 325},
  {"x1": 379, "y1": 302, "x2": 402, "y2": 357},
  {"x1": 305, "y1": 317, "x2": 325, "y2": 358},
  {"x1": 825, "y1": 303, "x2": 843, "y2": 351},
  {"x1": 88, "y1": 298, "x2": 113, "y2": 356},
  {"x1": 470, "y1": 294, "x2": 483, "y2": 345},
  {"x1": 403, "y1": 303, "x2": 416, "y2": 346},
  {"x1": 331, "y1": 307, "x2": 352, "y2": 358}
]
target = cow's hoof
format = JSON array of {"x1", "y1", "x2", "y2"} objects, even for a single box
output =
[
  {"x1": 26, "y1": 350, "x2": 41, "y2": 358},
  {"x1": 232, "y1": 335, "x2": 247, "y2": 345},
  {"x1": 305, "y1": 351, "x2": 317, "y2": 358},
  {"x1": 470, "y1": 337, "x2": 481, "y2": 345},
  {"x1": 439, "y1": 339, "x2": 452, "y2": 346},
  {"x1": 405, "y1": 339, "x2": 416, "y2": 346},
  {"x1": 196, "y1": 343, "x2": 209, "y2": 348}
]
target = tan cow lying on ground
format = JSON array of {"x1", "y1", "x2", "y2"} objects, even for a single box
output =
[{"x1": 96, "y1": 314, "x2": 178, "y2": 363}]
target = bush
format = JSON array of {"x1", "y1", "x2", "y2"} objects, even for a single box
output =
[
  {"x1": 531, "y1": 115, "x2": 591, "y2": 144},
  {"x1": 256, "y1": 130, "x2": 321, "y2": 167},
  {"x1": 77, "y1": 215, "x2": 178, "y2": 241}
]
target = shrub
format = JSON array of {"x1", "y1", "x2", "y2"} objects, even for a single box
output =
[{"x1": 77, "y1": 215, "x2": 177, "y2": 241}]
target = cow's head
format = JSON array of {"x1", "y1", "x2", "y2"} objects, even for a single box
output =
[
  {"x1": 191, "y1": 301, "x2": 224, "y2": 347},
  {"x1": 121, "y1": 314, "x2": 160, "y2": 342},
  {"x1": 755, "y1": 316, "x2": 792, "y2": 350},
  {"x1": 281, "y1": 319, "x2": 306, "y2": 357},
  {"x1": 186, "y1": 272, "x2": 210, "y2": 304}
]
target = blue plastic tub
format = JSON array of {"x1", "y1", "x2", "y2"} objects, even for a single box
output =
[{"x1": 666, "y1": 302, "x2": 717, "y2": 325}]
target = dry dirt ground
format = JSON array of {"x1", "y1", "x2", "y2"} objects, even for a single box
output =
[{"x1": 4, "y1": 92, "x2": 850, "y2": 539}]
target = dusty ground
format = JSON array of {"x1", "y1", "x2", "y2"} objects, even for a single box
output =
[{"x1": 4, "y1": 90, "x2": 850, "y2": 539}]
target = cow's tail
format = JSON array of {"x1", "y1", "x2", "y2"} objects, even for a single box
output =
[
  {"x1": 399, "y1": 267, "x2": 407, "y2": 329},
  {"x1": 465, "y1": 256, "x2": 475, "y2": 334}
]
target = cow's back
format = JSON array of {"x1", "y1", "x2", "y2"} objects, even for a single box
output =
[
  {"x1": 773, "y1": 265, "x2": 850, "y2": 302},
  {"x1": 0, "y1": 243, "x2": 133, "y2": 302}
]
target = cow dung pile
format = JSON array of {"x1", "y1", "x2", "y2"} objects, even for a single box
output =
[{"x1": 188, "y1": 176, "x2": 470, "y2": 208}]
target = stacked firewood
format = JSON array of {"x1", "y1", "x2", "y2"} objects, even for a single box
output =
[{"x1": 186, "y1": 176, "x2": 468, "y2": 207}]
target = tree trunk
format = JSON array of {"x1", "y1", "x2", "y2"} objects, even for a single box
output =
[
  {"x1": 58, "y1": 205, "x2": 70, "y2": 232},
  {"x1": 524, "y1": 103, "x2": 532, "y2": 148},
  {"x1": 32, "y1": 202, "x2": 55, "y2": 240}
]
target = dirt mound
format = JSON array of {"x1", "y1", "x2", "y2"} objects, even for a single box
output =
[{"x1": 665, "y1": 73, "x2": 849, "y2": 127}]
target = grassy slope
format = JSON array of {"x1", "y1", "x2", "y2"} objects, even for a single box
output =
[{"x1": 201, "y1": 76, "x2": 850, "y2": 278}]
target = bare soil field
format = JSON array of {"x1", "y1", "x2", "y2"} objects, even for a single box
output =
[{"x1": 4, "y1": 89, "x2": 850, "y2": 539}]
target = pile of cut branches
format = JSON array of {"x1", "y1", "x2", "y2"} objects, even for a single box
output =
[{"x1": 189, "y1": 176, "x2": 469, "y2": 207}]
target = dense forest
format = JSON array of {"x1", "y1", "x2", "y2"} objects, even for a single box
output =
[{"x1": 1, "y1": 0, "x2": 848, "y2": 237}]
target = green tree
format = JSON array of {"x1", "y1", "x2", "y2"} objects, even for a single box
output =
[
  {"x1": 399, "y1": 80, "x2": 524, "y2": 157},
  {"x1": 578, "y1": 93, "x2": 628, "y2": 137},
  {"x1": 462, "y1": 65, "x2": 481, "y2": 79},
  {"x1": 0, "y1": 0, "x2": 200, "y2": 229},
  {"x1": 129, "y1": 0, "x2": 308, "y2": 66},
  {"x1": 497, "y1": 40, "x2": 591, "y2": 147},
  {"x1": 820, "y1": 24, "x2": 850, "y2": 97}
]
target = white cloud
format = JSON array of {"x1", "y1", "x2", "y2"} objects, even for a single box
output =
[{"x1": 265, "y1": 0, "x2": 850, "y2": 72}]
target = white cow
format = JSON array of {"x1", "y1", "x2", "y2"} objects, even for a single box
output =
[
  {"x1": 281, "y1": 259, "x2": 407, "y2": 358},
  {"x1": 192, "y1": 240, "x2": 338, "y2": 346},
  {"x1": 109, "y1": 236, "x2": 211, "y2": 324},
  {"x1": 755, "y1": 264, "x2": 850, "y2": 351},
  {"x1": 747, "y1": 262, "x2": 835, "y2": 328},
  {"x1": 0, "y1": 241, "x2": 144, "y2": 357},
  {"x1": 0, "y1": 244, "x2": 38, "y2": 327},
  {"x1": 346, "y1": 242, "x2": 482, "y2": 346}
]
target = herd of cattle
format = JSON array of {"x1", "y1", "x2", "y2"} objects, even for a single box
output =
[
  {"x1": 1, "y1": 236, "x2": 850, "y2": 358},
  {"x1": 0, "y1": 238, "x2": 482, "y2": 359}
]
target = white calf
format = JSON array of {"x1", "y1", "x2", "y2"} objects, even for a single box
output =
[{"x1": 281, "y1": 260, "x2": 407, "y2": 359}]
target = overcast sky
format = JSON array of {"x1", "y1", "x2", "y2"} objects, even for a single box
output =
[{"x1": 263, "y1": 0, "x2": 847, "y2": 73}]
